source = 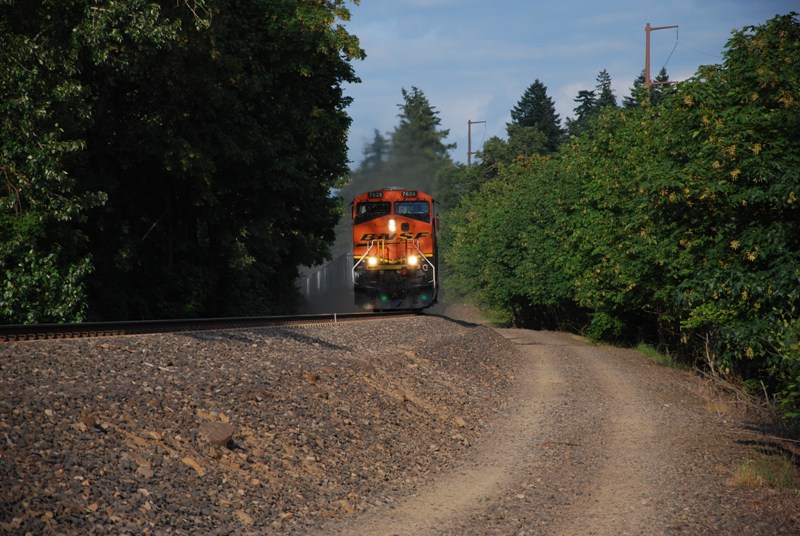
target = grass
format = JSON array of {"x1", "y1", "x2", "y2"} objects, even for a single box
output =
[
  {"x1": 635, "y1": 343, "x2": 689, "y2": 370},
  {"x1": 732, "y1": 453, "x2": 800, "y2": 491}
]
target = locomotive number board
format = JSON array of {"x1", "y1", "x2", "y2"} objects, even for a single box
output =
[{"x1": 401, "y1": 190, "x2": 417, "y2": 197}]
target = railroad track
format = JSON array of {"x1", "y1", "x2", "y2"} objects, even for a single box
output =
[{"x1": 0, "y1": 311, "x2": 419, "y2": 342}]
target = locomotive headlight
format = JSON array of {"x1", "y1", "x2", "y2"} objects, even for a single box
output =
[
  {"x1": 407, "y1": 254, "x2": 418, "y2": 266},
  {"x1": 388, "y1": 218, "x2": 397, "y2": 232},
  {"x1": 367, "y1": 256, "x2": 379, "y2": 267}
]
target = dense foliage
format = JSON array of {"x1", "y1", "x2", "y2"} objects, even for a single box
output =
[
  {"x1": 1, "y1": 0, "x2": 363, "y2": 321},
  {"x1": 443, "y1": 14, "x2": 800, "y2": 417}
]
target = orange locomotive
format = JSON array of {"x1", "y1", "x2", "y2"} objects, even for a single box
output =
[{"x1": 351, "y1": 187, "x2": 438, "y2": 310}]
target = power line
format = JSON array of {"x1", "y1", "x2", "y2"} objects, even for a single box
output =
[
  {"x1": 677, "y1": 42, "x2": 722, "y2": 60},
  {"x1": 662, "y1": 40, "x2": 679, "y2": 70}
]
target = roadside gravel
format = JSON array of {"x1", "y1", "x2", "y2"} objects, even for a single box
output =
[{"x1": 1, "y1": 308, "x2": 798, "y2": 534}]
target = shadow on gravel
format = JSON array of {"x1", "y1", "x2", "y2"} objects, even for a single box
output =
[
  {"x1": 184, "y1": 331, "x2": 263, "y2": 345},
  {"x1": 183, "y1": 326, "x2": 349, "y2": 351},
  {"x1": 425, "y1": 313, "x2": 481, "y2": 329},
  {"x1": 269, "y1": 327, "x2": 350, "y2": 351}
]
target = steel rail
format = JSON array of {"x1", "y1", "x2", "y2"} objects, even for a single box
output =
[{"x1": 0, "y1": 311, "x2": 419, "y2": 342}]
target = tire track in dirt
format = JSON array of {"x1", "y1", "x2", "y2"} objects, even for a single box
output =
[
  {"x1": 549, "y1": 343, "x2": 659, "y2": 535},
  {"x1": 333, "y1": 329, "x2": 566, "y2": 535},
  {"x1": 336, "y1": 328, "x2": 681, "y2": 535}
]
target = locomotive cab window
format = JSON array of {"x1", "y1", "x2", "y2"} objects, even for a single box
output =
[
  {"x1": 395, "y1": 201, "x2": 430, "y2": 223},
  {"x1": 354, "y1": 201, "x2": 391, "y2": 224}
]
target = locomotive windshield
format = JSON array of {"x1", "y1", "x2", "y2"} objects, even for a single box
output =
[
  {"x1": 395, "y1": 201, "x2": 430, "y2": 222},
  {"x1": 354, "y1": 201, "x2": 391, "y2": 224}
]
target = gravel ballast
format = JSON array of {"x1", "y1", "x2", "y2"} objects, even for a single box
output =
[{"x1": 1, "y1": 315, "x2": 518, "y2": 534}]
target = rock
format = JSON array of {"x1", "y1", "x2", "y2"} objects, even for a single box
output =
[
  {"x1": 130, "y1": 453, "x2": 151, "y2": 468},
  {"x1": 304, "y1": 372, "x2": 319, "y2": 383},
  {"x1": 135, "y1": 466, "x2": 154, "y2": 479},
  {"x1": 81, "y1": 408, "x2": 97, "y2": 428},
  {"x1": 337, "y1": 499, "x2": 354, "y2": 514},
  {"x1": 199, "y1": 421, "x2": 235, "y2": 447},
  {"x1": 181, "y1": 457, "x2": 206, "y2": 477},
  {"x1": 235, "y1": 510, "x2": 254, "y2": 526}
]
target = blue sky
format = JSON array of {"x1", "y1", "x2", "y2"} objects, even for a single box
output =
[{"x1": 341, "y1": 0, "x2": 796, "y2": 166}]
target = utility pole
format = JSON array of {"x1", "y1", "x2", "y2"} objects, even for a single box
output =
[
  {"x1": 467, "y1": 119, "x2": 486, "y2": 166},
  {"x1": 645, "y1": 22, "x2": 678, "y2": 91}
]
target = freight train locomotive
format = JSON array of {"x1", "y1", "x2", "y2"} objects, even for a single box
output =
[{"x1": 352, "y1": 187, "x2": 438, "y2": 310}]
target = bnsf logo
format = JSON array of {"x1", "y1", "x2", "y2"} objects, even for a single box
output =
[{"x1": 359, "y1": 232, "x2": 430, "y2": 241}]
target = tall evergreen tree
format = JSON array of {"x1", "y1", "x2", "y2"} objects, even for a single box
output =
[
  {"x1": 565, "y1": 70, "x2": 618, "y2": 137},
  {"x1": 624, "y1": 67, "x2": 670, "y2": 108},
  {"x1": 650, "y1": 67, "x2": 672, "y2": 105},
  {"x1": 361, "y1": 129, "x2": 390, "y2": 171},
  {"x1": 508, "y1": 79, "x2": 562, "y2": 152},
  {"x1": 565, "y1": 89, "x2": 597, "y2": 136},
  {"x1": 623, "y1": 70, "x2": 647, "y2": 108},
  {"x1": 388, "y1": 86, "x2": 455, "y2": 193},
  {"x1": 336, "y1": 87, "x2": 454, "y2": 256},
  {"x1": 595, "y1": 69, "x2": 618, "y2": 109},
  {"x1": 342, "y1": 129, "x2": 391, "y2": 203}
]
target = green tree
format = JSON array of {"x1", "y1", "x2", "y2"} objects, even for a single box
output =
[
  {"x1": 361, "y1": 129, "x2": 390, "y2": 173},
  {"x1": 337, "y1": 87, "x2": 454, "y2": 256},
  {"x1": 566, "y1": 70, "x2": 618, "y2": 137},
  {"x1": 85, "y1": 0, "x2": 363, "y2": 319},
  {"x1": 509, "y1": 79, "x2": 562, "y2": 152},
  {"x1": 1, "y1": 0, "x2": 364, "y2": 321},
  {"x1": 595, "y1": 68, "x2": 617, "y2": 109},
  {"x1": 565, "y1": 89, "x2": 597, "y2": 136},
  {"x1": 1, "y1": 0, "x2": 120, "y2": 323},
  {"x1": 623, "y1": 70, "x2": 646, "y2": 108},
  {"x1": 442, "y1": 151, "x2": 580, "y2": 327},
  {"x1": 656, "y1": 13, "x2": 800, "y2": 400},
  {"x1": 388, "y1": 86, "x2": 455, "y2": 194},
  {"x1": 342, "y1": 129, "x2": 392, "y2": 202},
  {"x1": 436, "y1": 83, "x2": 556, "y2": 213},
  {"x1": 561, "y1": 105, "x2": 681, "y2": 342},
  {"x1": 477, "y1": 126, "x2": 548, "y2": 176},
  {"x1": 624, "y1": 67, "x2": 671, "y2": 108}
]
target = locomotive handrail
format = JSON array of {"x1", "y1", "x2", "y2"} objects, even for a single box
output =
[
  {"x1": 352, "y1": 240, "x2": 377, "y2": 279},
  {"x1": 412, "y1": 239, "x2": 437, "y2": 294}
]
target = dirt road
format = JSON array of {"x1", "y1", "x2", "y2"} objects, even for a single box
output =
[{"x1": 336, "y1": 327, "x2": 798, "y2": 535}]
